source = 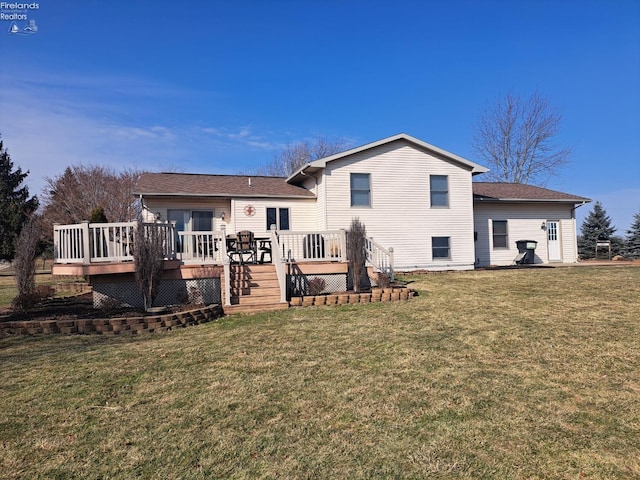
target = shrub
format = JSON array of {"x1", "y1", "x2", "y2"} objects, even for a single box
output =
[
  {"x1": 89, "y1": 206, "x2": 108, "y2": 223},
  {"x1": 307, "y1": 277, "x2": 326, "y2": 296},
  {"x1": 12, "y1": 217, "x2": 42, "y2": 308},
  {"x1": 347, "y1": 218, "x2": 367, "y2": 293},
  {"x1": 134, "y1": 221, "x2": 165, "y2": 311},
  {"x1": 375, "y1": 272, "x2": 391, "y2": 289},
  {"x1": 12, "y1": 285, "x2": 55, "y2": 312}
]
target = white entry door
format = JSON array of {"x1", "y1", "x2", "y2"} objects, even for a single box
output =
[{"x1": 547, "y1": 220, "x2": 562, "y2": 262}]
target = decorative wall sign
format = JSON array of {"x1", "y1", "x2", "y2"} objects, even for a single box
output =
[{"x1": 244, "y1": 205, "x2": 256, "y2": 216}]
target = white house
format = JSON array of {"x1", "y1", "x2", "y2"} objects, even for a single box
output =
[
  {"x1": 52, "y1": 133, "x2": 590, "y2": 311},
  {"x1": 137, "y1": 133, "x2": 589, "y2": 270}
]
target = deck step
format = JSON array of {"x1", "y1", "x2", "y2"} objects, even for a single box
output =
[
  {"x1": 230, "y1": 294, "x2": 283, "y2": 306},
  {"x1": 223, "y1": 263, "x2": 287, "y2": 313},
  {"x1": 223, "y1": 302, "x2": 289, "y2": 315},
  {"x1": 231, "y1": 287, "x2": 281, "y2": 297}
]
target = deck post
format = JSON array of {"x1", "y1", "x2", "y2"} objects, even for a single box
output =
[
  {"x1": 270, "y1": 227, "x2": 288, "y2": 304},
  {"x1": 53, "y1": 223, "x2": 60, "y2": 260},
  {"x1": 81, "y1": 221, "x2": 91, "y2": 265},
  {"x1": 221, "y1": 225, "x2": 232, "y2": 306},
  {"x1": 339, "y1": 229, "x2": 347, "y2": 262}
]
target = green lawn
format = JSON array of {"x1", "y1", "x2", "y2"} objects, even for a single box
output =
[{"x1": 1, "y1": 266, "x2": 639, "y2": 479}]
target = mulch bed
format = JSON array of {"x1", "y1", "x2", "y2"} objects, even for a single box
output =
[{"x1": 0, "y1": 293, "x2": 174, "y2": 323}]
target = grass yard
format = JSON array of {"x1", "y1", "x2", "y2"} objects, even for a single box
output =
[
  {"x1": 1, "y1": 266, "x2": 639, "y2": 479},
  {"x1": 0, "y1": 272, "x2": 86, "y2": 308}
]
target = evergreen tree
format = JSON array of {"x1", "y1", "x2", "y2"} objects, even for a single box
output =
[
  {"x1": 578, "y1": 201, "x2": 616, "y2": 259},
  {"x1": 0, "y1": 136, "x2": 39, "y2": 260},
  {"x1": 625, "y1": 212, "x2": 640, "y2": 259}
]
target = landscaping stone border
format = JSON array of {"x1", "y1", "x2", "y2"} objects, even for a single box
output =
[
  {"x1": 0, "y1": 304, "x2": 224, "y2": 337},
  {"x1": 289, "y1": 287, "x2": 417, "y2": 307}
]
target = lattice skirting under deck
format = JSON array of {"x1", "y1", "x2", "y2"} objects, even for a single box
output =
[{"x1": 93, "y1": 278, "x2": 222, "y2": 309}]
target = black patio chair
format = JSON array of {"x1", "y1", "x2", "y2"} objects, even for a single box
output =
[{"x1": 228, "y1": 230, "x2": 257, "y2": 264}]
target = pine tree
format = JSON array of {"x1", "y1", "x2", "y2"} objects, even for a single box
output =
[
  {"x1": 577, "y1": 202, "x2": 616, "y2": 259},
  {"x1": 625, "y1": 212, "x2": 640, "y2": 259},
  {"x1": 0, "y1": 137, "x2": 39, "y2": 260}
]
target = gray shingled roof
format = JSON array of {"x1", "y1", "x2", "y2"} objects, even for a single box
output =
[
  {"x1": 134, "y1": 172, "x2": 315, "y2": 198},
  {"x1": 473, "y1": 182, "x2": 590, "y2": 203}
]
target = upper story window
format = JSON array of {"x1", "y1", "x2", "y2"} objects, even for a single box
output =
[
  {"x1": 430, "y1": 175, "x2": 449, "y2": 207},
  {"x1": 350, "y1": 173, "x2": 371, "y2": 207},
  {"x1": 266, "y1": 207, "x2": 290, "y2": 230},
  {"x1": 492, "y1": 220, "x2": 508, "y2": 249}
]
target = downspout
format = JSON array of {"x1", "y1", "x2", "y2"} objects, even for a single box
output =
[{"x1": 571, "y1": 201, "x2": 588, "y2": 218}]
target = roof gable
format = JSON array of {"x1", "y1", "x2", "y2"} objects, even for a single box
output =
[
  {"x1": 135, "y1": 172, "x2": 315, "y2": 199},
  {"x1": 287, "y1": 133, "x2": 489, "y2": 184},
  {"x1": 473, "y1": 182, "x2": 590, "y2": 203}
]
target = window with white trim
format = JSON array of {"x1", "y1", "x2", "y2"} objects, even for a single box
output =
[
  {"x1": 492, "y1": 220, "x2": 508, "y2": 249},
  {"x1": 266, "y1": 207, "x2": 290, "y2": 230},
  {"x1": 430, "y1": 175, "x2": 449, "y2": 207},
  {"x1": 350, "y1": 173, "x2": 371, "y2": 207},
  {"x1": 432, "y1": 236, "x2": 450, "y2": 259}
]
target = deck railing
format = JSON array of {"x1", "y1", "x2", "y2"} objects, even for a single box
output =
[
  {"x1": 276, "y1": 230, "x2": 347, "y2": 262},
  {"x1": 54, "y1": 222, "x2": 394, "y2": 280},
  {"x1": 54, "y1": 221, "x2": 177, "y2": 264},
  {"x1": 177, "y1": 231, "x2": 227, "y2": 264},
  {"x1": 364, "y1": 237, "x2": 395, "y2": 282},
  {"x1": 270, "y1": 229, "x2": 288, "y2": 303}
]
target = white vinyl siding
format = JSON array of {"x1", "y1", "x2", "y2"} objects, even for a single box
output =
[
  {"x1": 143, "y1": 197, "x2": 316, "y2": 237},
  {"x1": 143, "y1": 198, "x2": 229, "y2": 231},
  {"x1": 473, "y1": 202, "x2": 578, "y2": 267},
  {"x1": 231, "y1": 198, "x2": 316, "y2": 236},
  {"x1": 322, "y1": 139, "x2": 476, "y2": 271}
]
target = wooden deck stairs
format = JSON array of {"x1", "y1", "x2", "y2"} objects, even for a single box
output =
[{"x1": 223, "y1": 264, "x2": 289, "y2": 315}]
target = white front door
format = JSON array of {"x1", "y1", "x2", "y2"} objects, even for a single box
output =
[{"x1": 547, "y1": 220, "x2": 562, "y2": 262}]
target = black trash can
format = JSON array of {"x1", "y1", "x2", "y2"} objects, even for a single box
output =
[{"x1": 515, "y1": 240, "x2": 538, "y2": 264}]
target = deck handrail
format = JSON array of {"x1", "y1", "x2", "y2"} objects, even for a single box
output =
[
  {"x1": 54, "y1": 222, "x2": 394, "y2": 281},
  {"x1": 276, "y1": 230, "x2": 347, "y2": 262},
  {"x1": 270, "y1": 229, "x2": 288, "y2": 303},
  {"x1": 364, "y1": 236, "x2": 395, "y2": 282},
  {"x1": 53, "y1": 221, "x2": 177, "y2": 264},
  {"x1": 177, "y1": 230, "x2": 226, "y2": 264}
]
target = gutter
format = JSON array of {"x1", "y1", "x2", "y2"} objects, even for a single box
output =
[
  {"x1": 571, "y1": 200, "x2": 590, "y2": 213},
  {"x1": 475, "y1": 197, "x2": 591, "y2": 203},
  {"x1": 132, "y1": 192, "x2": 315, "y2": 199}
]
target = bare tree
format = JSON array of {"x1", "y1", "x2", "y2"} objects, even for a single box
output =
[
  {"x1": 133, "y1": 222, "x2": 165, "y2": 311},
  {"x1": 255, "y1": 137, "x2": 349, "y2": 177},
  {"x1": 473, "y1": 91, "x2": 570, "y2": 185},
  {"x1": 41, "y1": 165, "x2": 142, "y2": 234}
]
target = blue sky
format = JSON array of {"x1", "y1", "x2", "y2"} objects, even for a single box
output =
[{"x1": 1, "y1": 0, "x2": 639, "y2": 231}]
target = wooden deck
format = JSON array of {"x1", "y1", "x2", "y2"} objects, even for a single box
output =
[{"x1": 52, "y1": 222, "x2": 393, "y2": 313}]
